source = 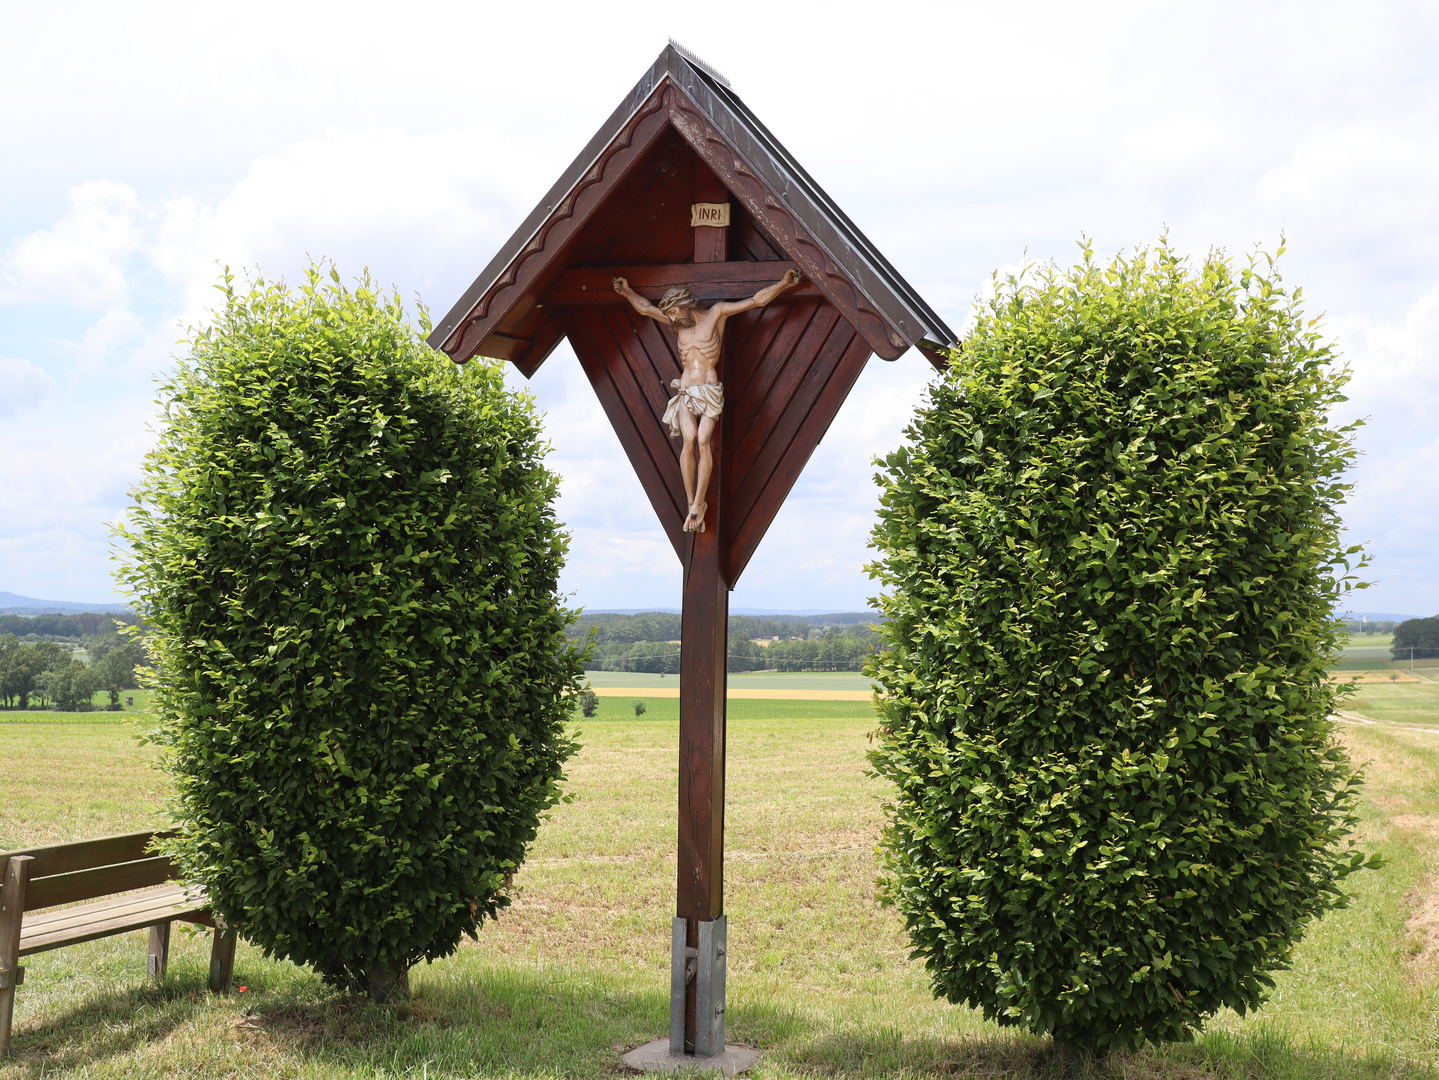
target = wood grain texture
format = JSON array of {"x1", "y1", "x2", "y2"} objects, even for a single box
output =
[
  {"x1": 545, "y1": 263, "x2": 815, "y2": 307},
  {"x1": 677, "y1": 548, "x2": 727, "y2": 930},
  {"x1": 18, "y1": 885, "x2": 205, "y2": 940},
  {"x1": 210, "y1": 929, "x2": 237, "y2": 994},
  {"x1": 726, "y1": 331, "x2": 873, "y2": 582},
  {"x1": 20, "y1": 886, "x2": 210, "y2": 955},
  {"x1": 437, "y1": 86, "x2": 881, "y2": 583},
  {"x1": 147, "y1": 921, "x2": 170, "y2": 983},
  {"x1": 554, "y1": 262, "x2": 873, "y2": 579},
  {"x1": 565, "y1": 308, "x2": 688, "y2": 555},
  {"x1": 24, "y1": 856, "x2": 175, "y2": 912},
  {"x1": 675, "y1": 161, "x2": 732, "y2": 1056},
  {"x1": 2, "y1": 830, "x2": 169, "y2": 880},
  {"x1": 508, "y1": 315, "x2": 568, "y2": 377},
  {"x1": 0, "y1": 856, "x2": 32, "y2": 1056}
]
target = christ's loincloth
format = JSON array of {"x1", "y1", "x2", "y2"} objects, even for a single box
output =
[{"x1": 662, "y1": 381, "x2": 724, "y2": 439}]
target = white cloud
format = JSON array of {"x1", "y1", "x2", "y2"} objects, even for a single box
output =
[
  {"x1": 151, "y1": 125, "x2": 545, "y2": 325},
  {"x1": 0, "y1": 182, "x2": 144, "y2": 308},
  {"x1": 76, "y1": 307, "x2": 147, "y2": 373},
  {"x1": 1111, "y1": 112, "x2": 1235, "y2": 191},
  {"x1": 1329, "y1": 279, "x2": 1439, "y2": 615},
  {"x1": 0, "y1": 356, "x2": 56, "y2": 416},
  {"x1": 3, "y1": 2, "x2": 1439, "y2": 610},
  {"x1": 0, "y1": 393, "x2": 156, "y2": 602},
  {"x1": 1254, "y1": 119, "x2": 1439, "y2": 275}
]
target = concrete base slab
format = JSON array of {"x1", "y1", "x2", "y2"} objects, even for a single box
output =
[{"x1": 622, "y1": 1038, "x2": 761, "y2": 1075}]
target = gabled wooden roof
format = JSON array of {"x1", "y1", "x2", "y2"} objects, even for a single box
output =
[
  {"x1": 428, "y1": 43, "x2": 955, "y2": 371},
  {"x1": 428, "y1": 45, "x2": 955, "y2": 582}
]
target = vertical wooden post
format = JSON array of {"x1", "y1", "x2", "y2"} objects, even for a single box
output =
[
  {"x1": 208, "y1": 928, "x2": 237, "y2": 994},
  {"x1": 147, "y1": 921, "x2": 171, "y2": 983},
  {"x1": 0, "y1": 855, "x2": 33, "y2": 1057},
  {"x1": 672, "y1": 169, "x2": 730, "y2": 1057}
]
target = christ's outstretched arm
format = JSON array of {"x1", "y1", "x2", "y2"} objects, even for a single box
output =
[
  {"x1": 612, "y1": 276, "x2": 670, "y2": 322},
  {"x1": 712, "y1": 268, "x2": 802, "y2": 317}
]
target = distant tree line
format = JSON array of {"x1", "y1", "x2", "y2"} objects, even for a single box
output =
[
  {"x1": 728, "y1": 629, "x2": 877, "y2": 672},
  {"x1": 0, "y1": 610, "x2": 141, "y2": 640},
  {"x1": 1392, "y1": 616, "x2": 1439, "y2": 661},
  {"x1": 568, "y1": 611, "x2": 879, "y2": 673},
  {"x1": 0, "y1": 616, "x2": 147, "y2": 710},
  {"x1": 1340, "y1": 618, "x2": 1397, "y2": 635}
]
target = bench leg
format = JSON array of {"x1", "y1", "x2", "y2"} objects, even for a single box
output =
[
  {"x1": 1, "y1": 855, "x2": 34, "y2": 1058},
  {"x1": 208, "y1": 928, "x2": 236, "y2": 994},
  {"x1": 147, "y1": 921, "x2": 171, "y2": 984}
]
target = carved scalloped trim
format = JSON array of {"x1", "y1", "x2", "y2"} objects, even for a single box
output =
[
  {"x1": 665, "y1": 91, "x2": 899, "y2": 359},
  {"x1": 443, "y1": 89, "x2": 669, "y2": 357}
]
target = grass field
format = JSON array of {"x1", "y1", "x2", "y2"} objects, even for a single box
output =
[
  {"x1": 2, "y1": 691, "x2": 1439, "y2": 1078},
  {"x1": 1344, "y1": 682, "x2": 1439, "y2": 727}
]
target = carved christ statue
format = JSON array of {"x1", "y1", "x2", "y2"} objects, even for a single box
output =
[{"x1": 612, "y1": 268, "x2": 802, "y2": 533}]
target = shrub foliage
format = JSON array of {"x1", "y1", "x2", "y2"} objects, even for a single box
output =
[
  {"x1": 867, "y1": 240, "x2": 1373, "y2": 1050},
  {"x1": 119, "y1": 267, "x2": 584, "y2": 997}
]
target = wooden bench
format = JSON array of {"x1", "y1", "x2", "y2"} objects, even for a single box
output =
[{"x1": 0, "y1": 829, "x2": 237, "y2": 1055}]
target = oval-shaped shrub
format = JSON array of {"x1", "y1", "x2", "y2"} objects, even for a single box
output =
[
  {"x1": 867, "y1": 240, "x2": 1375, "y2": 1051},
  {"x1": 119, "y1": 266, "x2": 584, "y2": 999}
]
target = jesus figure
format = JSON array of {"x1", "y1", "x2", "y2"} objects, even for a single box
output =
[{"x1": 613, "y1": 268, "x2": 802, "y2": 533}]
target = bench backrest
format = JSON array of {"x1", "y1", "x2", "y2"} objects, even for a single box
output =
[{"x1": 0, "y1": 830, "x2": 178, "y2": 912}]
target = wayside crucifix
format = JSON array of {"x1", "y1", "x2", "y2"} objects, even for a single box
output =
[{"x1": 429, "y1": 43, "x2": 954, "y2": 1068}]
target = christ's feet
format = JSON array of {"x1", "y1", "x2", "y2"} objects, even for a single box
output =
[{"x1": 684, "y1": 501, "x2": 707, "y2": 533}]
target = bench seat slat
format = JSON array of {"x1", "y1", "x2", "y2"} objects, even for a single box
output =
[
  {"x1": 21, "y1": 883, "x2": 206, "y2": 936},
  {"x1": 25, "y1": 856, "x2": 175, "y2": 911},
  {"x1": 20, "y1": 886, "x2": 211, "y2": 956}
]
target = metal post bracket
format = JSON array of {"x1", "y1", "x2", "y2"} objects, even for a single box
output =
[
  {"x1": 670, "y1": 914, "x2": 729, "y2": 1056},
  {"x1": 694, "y1": 915, "x2": 727, "y2": 1057}
]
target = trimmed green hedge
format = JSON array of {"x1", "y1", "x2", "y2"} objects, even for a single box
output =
[
  {"x1": 867, "y1": 240, "x2": 1375, "y2": 1050},
  {"x1": 119, "y1": 266, "x2": 584, "y2": 998}
]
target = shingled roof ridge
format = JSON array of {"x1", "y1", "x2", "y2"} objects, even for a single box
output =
[{"x1": 667, "y1": 39, "x2": 730, "y2": 87}]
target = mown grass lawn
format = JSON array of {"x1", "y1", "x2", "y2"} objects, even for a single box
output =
[
  {"x1": 1345, "y1": 682, "x2": 1439, "y2": 727},
  {"x1": 2, "y1": 693, "x2": 1437, "y2": 1078}
]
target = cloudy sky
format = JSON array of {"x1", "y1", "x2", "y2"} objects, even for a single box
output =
[{"x1": 1, "y1": 1, "x2": 1435, "y2": 615}]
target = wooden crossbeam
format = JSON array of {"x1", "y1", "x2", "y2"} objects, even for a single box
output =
[{"x1": 544, "y1": 263, "x2": 818, "y2": 307}]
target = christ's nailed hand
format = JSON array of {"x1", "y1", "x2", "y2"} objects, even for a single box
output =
[
  {"x1": 612, "y1": 276, "x2": 628, "y2": 294},
  {"x1": 784, "y1": 268, "x2": 802, "y2": 286}
]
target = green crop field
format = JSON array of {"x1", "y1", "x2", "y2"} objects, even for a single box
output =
[
  {"x1": 2, "y1": 693, "x2": 1438, "y2": 1078},
  {"x1": 583, "y1": 670, "x2": 875, "y2": 692},
  {"x1": 577, "y1": 695, "x2": 876, "y2": 722},
  {"x1": 1336, "y1": 633, "x2": 1439, "y2": 675},
  {"x1": 0, "y1": 688, "x2": 151, "y2": 720}
]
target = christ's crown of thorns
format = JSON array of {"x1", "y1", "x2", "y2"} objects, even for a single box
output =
[{"x1": 658, "y1": 287, "x2": 696, "y2": 311}]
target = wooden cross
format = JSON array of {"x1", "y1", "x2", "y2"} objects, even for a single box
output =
[
  {"x1": 428, "y1": 45, "x2": 953, "y2": 1061},
  {"x1": 675, "y1": 170, "x2": 732, "y2": 1055}
]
